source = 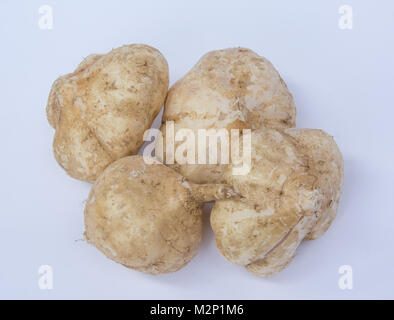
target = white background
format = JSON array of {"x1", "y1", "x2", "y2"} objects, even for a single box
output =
[{"x1": 1, "y1": 0, "x2": 393, "y2": 299}]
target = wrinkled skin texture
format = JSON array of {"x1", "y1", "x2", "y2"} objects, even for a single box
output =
[
  {"x1": 47, "y1": 44, "x2": 169, "y2": 182},
  {"x1": 211, "y1": 128, "x2": 344, "y2": 277},
  {"x1": 158, "y1": 47, "x2": 296, "y2": 184},
  {"x1": 84, "y1": 155, "x2": 238, "y2": 275}
]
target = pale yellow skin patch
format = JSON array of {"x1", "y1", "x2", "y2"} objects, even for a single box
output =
[
  {"x1": 84, "y1": 155, "x2": 239, "y2": 275},
  {"x1": 159, "y1": 47, "x2": 296, "y2": 184},
  {"x1": 47, "y1": 44, "x2": 169, "y2": 182},
  {"x1": 211, "y1": 128, "x2": 344, "y2": 277}
]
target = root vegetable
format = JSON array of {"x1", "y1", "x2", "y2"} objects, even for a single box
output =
[
  {"x1": 210, "y1": 128, "x2": 344, "y2": 277},
  {"x1": 158, "y1": 47, "x2": 296, "y2": 184},
  {"x1": 47, "y1": 44, "x2": 169, "y2": 182},
  {"x1": 84, "y1": 155, "x2": 238, "y2": 275}
]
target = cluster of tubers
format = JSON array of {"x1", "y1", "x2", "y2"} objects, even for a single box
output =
[{"x1": 47, "y1": 44, "x2": 343, "y2": 276}]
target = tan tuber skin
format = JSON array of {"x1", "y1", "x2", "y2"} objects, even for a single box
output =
[
  {"x1": 158, "y1": 47, "x2": 296, "y2": 184},
  {"x1": 47, "y1": 44, "x2": 169, "y2": 182},
  {"x1": 84, "y1": 155, "x2": 239, "y2": 275},
  {"x1": 210, "y1": 128, "x2": 344, "y2": 277}
]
